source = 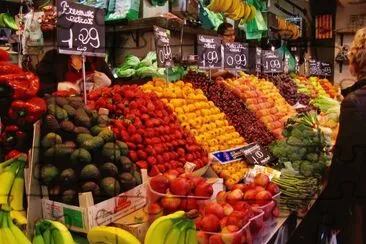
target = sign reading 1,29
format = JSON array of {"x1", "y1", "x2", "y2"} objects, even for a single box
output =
[
  {"x1": 224, "y1": 42, "x2": 248, "y2": 70},
  {"x1": 56, "y1": 0, "x2": 105, "y2": 57},
  {"x1": 197, "y1": 35, "x2": 222, "y2": 69}
]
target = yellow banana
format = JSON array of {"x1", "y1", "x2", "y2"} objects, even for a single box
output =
[
  {"x1": 9, "y1": 162, "x2": 25, "y2": 211},
  {"x1": 207, "y1": 0, "x2": 219, "y2": 12},
  {"x1": 87, "y1": 226, "x2": 141, "y2": 244},
  {"x1": 48, "y1": 220, "x2": 74, "y2": 244},
  {"x1": 144, "y1": 211, "x2": 185, "y2": 244},
  {"x1": 10, "y1": 210, "x2": 27, "y2": 226},
  {"x1": 185, "y1": 228, "x2": 198, "y2": 244},
  {"x1": 2, "y1": 211, "x2": 18, "y2": 244},
  {"x1": 221, "y1": 0, "x2": 233, "y2": 12},
  {"x1": 0, "y1": 155, "x2": 24, "y2": 174},
  {"x1": 0, "y1": 161, "x2": 21, "y2": 204},
  {"x1": 7, "y1": 212, "x2": 31, "y2": 244}
]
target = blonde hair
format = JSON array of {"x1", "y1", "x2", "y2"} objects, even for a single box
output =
[{"x1": 348, "y1": 27, "x2": 366, "y2": 79}]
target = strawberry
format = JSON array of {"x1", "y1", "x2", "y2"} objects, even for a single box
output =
[
  {"x1": 127, "y1": 124, "x2": 137, "y2": 135},
  {"x1": 147, "y1": 156, "x2": 157, "y2": 165},
  {"x1": 131, "y1": 134, "x2": 142, "y2": 144},
  {"x1": 162, "y1": 152, "x2": 170, "y2": 162},
  {"x1": 145, "y1": 145, "x2": 155, "y2": 155},
  {"x1": 156, "y1": 155, "x2": 164, "y2": 164},
  {"x1": 137, "y1": 144, "x2": 144, "y2": 149},
  {"x1": 157, "y1": 164, "x2": 166, "y2": 173},
  {"x1": 129, "y1": 150, "x2": 138, "y2": 162},
  {"x1": 145, "y1": 120, "x2": 154, "y2": 128},
  {"x1": 137, "y1": 150, "x2": 147, "y2": 160},
  {"x1": 126, "y1": 142, "x2": 136, "y2": 150},
  {"x1": 177, "y1": 148, "x2": 185, "y2": 157},
  {"x1": 149, "y1": 165, "x2": 161, "y2": 177},
  {"x1": 136, "y1": 160, "x2": 148, "y2": 169}
]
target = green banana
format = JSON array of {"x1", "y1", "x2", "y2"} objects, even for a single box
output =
[
  {"x1": 41, "y1": 227, "x2": 52, "y2": 244},
  {"x1": 2, "y1": 211, "x2": 17, "y2": 244},
  {"x1": 48, "y1": 220, "x2": 74, "y2": 244},
  {"x1": 185, "y1": 228, "x2": 198, "y2": 244},
  {"x1": 7, "y1": 212, "x2": 31, "y2": 244},
  {"x1": 32, "y1": 224, "x2": 45, "y2": 244},
  {"x1": 164, "y1": 220, "x2": 186, "y2": 244}
]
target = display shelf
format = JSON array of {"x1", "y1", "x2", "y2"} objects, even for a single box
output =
[
  {"x1": 105, "y1": 17, "x2": 217, "y2": 36},
  {"x1": 253, "y1": 213, "x2": 290, "y2": 244}
]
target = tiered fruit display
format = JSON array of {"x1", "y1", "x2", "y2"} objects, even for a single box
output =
[
  {"x1": 308, "y1": 77, "x2": 329, "y2": 97},
  {"x1": 211, "y1": 160, "x2": 249, "y2": 189},
  {"x1": 39, "y1": 96, "x2": 141, "y2": 205},
  {"x1": 292, "y1": 76, "x2": 329, "y2": 99},
  {"x1": 88, "y1": 226, "x2": 141, "y2": 244},
  {"x1": 148, "y1": 172, "x2": 213, "y2": 214},
  {"x1": 207, "y1": 0, "x2": 256, "y2": 22},
  {"x1": 32, "y1": 219, "x2": 74, "y2": 244},
  {"x1": 88, "y1": 85, "x2": 208, "y2": 176},
  {"x1": 223, "y1": 77, "x2": 296, "y2": 139},
  {"x1": 145, "y1": 211, "x2": 197, "y2": 244},
  {"x1": 142, "y1": 78, "x2": 246, "y2": 152},
  {"x1": 217, "y1": 173, "x2": 280, "y2": 221},
  {"x1": 184, "y1": 71, "x2": 276, "y2": 147},
  {"x1": 318, "y1": 78, "x2": 338, "y2": 98}
]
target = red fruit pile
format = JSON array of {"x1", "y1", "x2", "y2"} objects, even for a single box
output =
[
  {"x1": 195, "y1": 200, "x2": 255, "y2": 244},
  {"x1": 148, "y1": 172, "x2": 213, "y2": 214},
  {"x1": 184, "y1": 71, "x2": 275, "y2": 146},
  {"x1": 87, "y1": 85, "x2": 208, "y2": 175}
]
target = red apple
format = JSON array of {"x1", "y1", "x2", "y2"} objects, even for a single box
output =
[
  {"x1": 160, "y1": 194, "x2": 181, "y2": 212},
  {"x1": 195, "y1": 217, "x2": 203, "y2": 229},
  {"x1": 170, "y1": 177, "x2": 190, "y2": 196},
  {"x1": 253, "y1": 173, "x2": 270, "y2": 188},
  {"x1": 231, "y1": 184, "x2": 246, "y2": 192},
  {"x1": 200, "y1": 214, "x2": 221, "y2": 232},
  {"x1": 253, "y1": 186, "x2": 266, "y2": 192},
  {"x1": 197, "y1": 231, "x2": 209, "y2": 244},
  {"x1": 186, "y1": 173, "x2": 205, "y2": 187},
  {"x1": 255, "y1": 190, "x2": 272, "y2": 206},
  {"x1": 180, "y1": 197, "x2": 198, "y2": 211},
  {"x1": 221, "y1": 225, "x2": 241, "y2": 244},
  {"x1": 272, "y1": 206, "x2": 280, "y2": 217},
  {"x1": 216, "y1": 191, "x2": 227, "y2": 205},
  {"x1": 232, "y1": 201, "x2": 250, "y2": 212},
  {"x1": 150, "y1": 175, "x2": 169, "y2": 193},
  {"x1": 209, "y1": 234, "x2": 224, "y2": 244},
  {"x1": 243, "y1": 189, "x2": 257, "y2": 203},
  {"x1": 222, "y1": 203, "x2": 234, "y2": 216},
  {"x1": 195, "y1": 182, "x2": 213, "y2": 198},
  {"x1": 227, "y1": 211, "x2": 247, "y2": 228},
  {"x1": 226, "y1": 189, "x2": 243, "y2": 205},
  {"x1": 164, "y1": 169, "x2": 180, "y2": 182},
  {"x1": 219, "y1": 216, "x2": 228, "y2": 229},
  {"x1": 205, "y1": 203, "x2": 224, "y2": 219},
  {"x1": 266, "y1": 182, "x2": 280, "y2": 195},
  {"x1": 146, "y1": 203, "x2": 162, "y2": 214}
]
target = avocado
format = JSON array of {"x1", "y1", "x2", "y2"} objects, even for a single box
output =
[
  {"x1": 97, "y1": 116, "x2": 109, "y2": 125},
  {"x1": 48, "y1": 104, "x2": 68, "y2": 121},
  {"x1": 76, "y1": 133, "x2": 94, "y2": 145},
  {"x1": 45, "y1": 96, "x2": 56, "y2": 105},
  {"x1": 100, "y1": 162, "x2": 119, "y2": 178},
  {"x1": 44, "y1": 147, "x2": 57, "y2": 162},
  {"x1": 41, "y1": 133, "x2": 62, "y2": 148},
  {"x1": 102, "y1": 142, "x2": 121, "y2": 162},
  {"x1": 91, "y1": 125, "x2": 107, "y2": 136},
  {"x1": 74, "y1": 108, "x2": 91, "y2": 128},
  {"x1": 59, "y1": 168, "x2": 77, "y2": 187},
  {"x1": 80, "y1": 164, "x2": 101, "y2": 181},
  {"x1": 55, "y1": 97, "x2": 69, "y2": 107},
  {"x1": 44, "y1": 114, "x2": 60, "y2": 132},
  {"x1": 41, "y1": 164, "x2": 59, "y2": 186},
  {"x1": 132, "y1": 170, "x2": 142, "y2": 185},
  {"x1": 70, "y1": 148, "x2": 92, "y2": 165},
  {"x1": 81, "y1": 181, "x2": 101, "y2": 197},
  {"x1": 98, "y1": 129, "x2": 115, "y2": 143},
  {"x1": 74, "y1": 126, "x2": 91, "y2": 134},
  {"x1": 60, "y1": 120, "x2": 75, "y2": 132},
  {"x1": 63, "y1": 104, "x2": 76, "y2": 118},
  {"x1": 64, "y1": 141, "x2": 77, "y2": 150},
  {"x1": 119, "y1": 156, "x2": 133, "y2": 172},
  {"x1": 100, "y1": 177, "x2": 120, "y2": 197},
  {"x1": 61, "y1": 189, "x2": 77, "y2": 205},
  {"x1": 55, "y1": 144, "x2": 74, "y2": 158},
  {"x1": 116, "y1": 141, "x2": 129, "y2": 156},
  {"x1": 81, "y1": 137, "x2": 105, "y2": 151},
  {"x1": 119, "y1": 172, "x2": 137, "y2": 192},
  {"x1": 67, "y1": 96, "x2": 83, "y2": 109}
]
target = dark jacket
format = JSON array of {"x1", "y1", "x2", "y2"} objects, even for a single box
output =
[{"x1": 36, "y1": 49, "x2": 114, "y2": 96}]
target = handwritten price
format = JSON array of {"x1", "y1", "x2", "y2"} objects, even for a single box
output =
[
  {"x1": 202, "y1": 51, "x2": 219, "y2": 67},
  {"x1": 226, "y1": 54, "x2": 247, "y2": 67},
  {"x1": 158, "y1": 44, "x2": 172, "y2": 64},
  {"x1": 61, "y1": 27, "x2": 100, "y2": 51}
]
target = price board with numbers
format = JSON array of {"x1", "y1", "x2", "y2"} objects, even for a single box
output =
[
  {"x1": 197, "y1": 35, "x2": 222, "y2": 69},
  {"x1": 57, "y1": 0, "x2": 105, "y2": 57},
  {"x1": 308, "y1": 59, "x2": 320, "y2": 76},
  {"x1": 223, "y1": 42, "x2": 248, "y2": 70},
  {"x1": 241, "y1": 143, "x2": 274, "y2": 166},
  {"x1": 255, "y1": 47, "x2": 262, "y2": 73},
  {"x1": 153, "y1": 26, "x2": 173, "y2": 68},
  {"x1": 261, "y1": 50, "x2": 284, "y2": 73},
  {"x1": 320, "y1": 62, "x2": 332, "y2": 76}
]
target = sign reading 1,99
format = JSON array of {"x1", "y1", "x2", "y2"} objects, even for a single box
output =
[
  {"x1": 224, "y1": 42, "x2": 248, "y2": 70},
  {"x1": 153, "y1": 26, "x2": 173, "y2": 68},
  {"x1": 197, "y1": 35, "x2": 222, "y2": 69},
  {"x1": 57, "y1": 0, "x2": 105, "y2": 57}
]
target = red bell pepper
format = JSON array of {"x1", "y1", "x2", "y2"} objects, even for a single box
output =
[
  {"x1": 0, "y1": 72, "x2": 40, "y2": 100},
  {"x1": 0, "y1": 125, "x2": 26, "y2": 149},
  {"x1": 8, "y1": 97, "x2": 47, "y2": 126},
  {"x1": 0, "y1": 62, "x2": 23, "y2": 75},
  {"x1": 5, "y1": 149, "x2": 22, "y2": 160}
]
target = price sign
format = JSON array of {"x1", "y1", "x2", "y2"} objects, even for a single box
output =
[
  {"x1": 197, "y1": 35, "x2": 222, "y2": 69},
  {"x1": 211, "y1": 146, "x2": 246, "y2": 164},
  {"x1": 241, "y1": 143, "x2": 274, "y2": 166},
  {"x1": 57, "y1": 0, "x2": 105, "y2": 57},
  {"x1": 153, "y1": 26, "x2": 173, "y2": 68},
  {"x1": 255, "y1": 47, "x2": 262, "y2": 73},
  {"x1": 223, "y1": 42, "x2": 248, "y2": 70},
  {"x1": 262, "y1": 50, "x2": 283, "y2": 73},
  {"x1": 308, "y1": 59, "x2": 319, "y2": 76},
  {"x1": 320, "y1": 62, "x2": 332, "y2": 76}
]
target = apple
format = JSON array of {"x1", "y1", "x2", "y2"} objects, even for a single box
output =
[
  {"x1": 226, "y1": 189, "x2": 243, "y2": 205},
  {"x1": 232, "y1": 201, "x2": 250, "y2": 212},
  {"x1": 150, "y1": 175, "x2": 169, "y2": 193},
  {"x1": 200, "y1": 214, "x2": 221, "y2": 232},
  {"x1": 221, "y1": 225, "x2": 241, "y2": 244},
  {"x1": 253, "y1": 186, "x2": 266, "y2": 192},
  {"x1": 195, "y1": 182, "x2": 213, "y2": 198},
  {"x1": 160, "y1": 194, "x2": 181, "y2": 212},
  {"x1": 216, "y1": 191, "x2": 227, "y2": 205},
  {"x1": 227, "y1": 211, "x2": 247, "y2": 228},
  {"x1": 219, "y1": 216, "x2": 228, "y2": 229},
  {"x1": 209, "y1": 234, "x2": 224, "y2": 244},
  {"x1": 180, "y1": 197, "x2": 198, "y2": 211},
  {"x1": 231, "y1": 184, "x2": 246, "y2": 192},
  {"x1": 266, "y1": 182, "x2": 280, "y2": 195},
  {"x1": 197, "y1": 231, "x2": 209, "y2": 244},
  {"x1": 170, "y1": 177, "x2": 190, "y2": 196},
  {"x1": 253, "y1": 173, "x2": 270, "y2": 188},
  {"x1": 205, "y1": 203, "x2": 224, "y2": 219},
  {"x1": 146, "y1": 203, "x2": 162, "y2": 215},
  {"x1": 243, "y1": 189, "x2": 257, "y2": 203},
  {"x1": 222, "y1": 203, "x2": 234, "y2": 216},
  {"x1": 272, "y1": 206, "x2": 280, "y2": 217},
  {"x1": 186, "y1": 173, "x2": 205, "y2": 187},
  {"x1": 255, "y1": 190, "x2": 272, "y2": 206},
  {"x1": 164, "y1": 169, "x2": 180, "y2": 182},
  {"x1": 195, "y1": 217, "x2": 203, "y2": 229}
]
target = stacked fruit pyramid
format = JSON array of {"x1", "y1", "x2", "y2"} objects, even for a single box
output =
[
  {"x1": 142, "y1": 78, "x2": 249, "y2": 187},
  {"x1": 292, "y1": 75, "x2": 329, "y2": 99},
  {"x1": 223, "y1": 76, "x2": 296, "y2": 139},
  {"x1": 318, "y1": 78, "x2": 338, "y2": 98},
  {"x1": 87, "y1": 85, "x2": 208, "y2": 177}
]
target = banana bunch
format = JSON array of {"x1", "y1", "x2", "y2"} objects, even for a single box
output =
[
  {"x1": 145, "y1": 211, "x2": 198, "y2": 244},
  {"x1": 88, "y1": 226, "x2": 141, "y2": 244},
  {"x1": 32, "y1": 219, "x2": 74, "y2": 244},
  {"x1": 0, "y1": 209, "x2": 31, "y2": 244},
  {"x1": 207, "y1": 0, "x2": 256, "y2": 22}
]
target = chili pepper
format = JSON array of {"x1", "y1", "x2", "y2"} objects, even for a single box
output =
[
  {"x1": 0, "y1": 72, "x2": 40, "y2": 100},
  {"x1": 5, "y1": 149, "x2": 22, "y2": 160},
  {"x1": 8, "y1": 97, "x2": 47, "y2": 126},
  {"x1": 0, "y1": 125, "x2": 26, "y2": 149}
]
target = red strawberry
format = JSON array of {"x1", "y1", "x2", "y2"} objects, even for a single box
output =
[
  {"x1": 129, "y1": 151, "x2": 138, "y2": 162},
  {"x1": 149, "y1": 165, "x2": 161, "y2": 177},
  {"x1": 137, "y1": 150, "x2": 147, "y2": 160},
  {"x1": 136, "y1": 160, "x2": 148, "y2": 169},
  {"x1": 131, "y1": 134, "x2": 143, "y2": 144},
  {"x1": 147, "y1": 156, "x2": 157, "y2": 165},
  {"x1": 126, "y1": 142, "x2": 136, "y2": 150},
  {"x1": 127, "y1": 124, "x2": 137, "y2": 134}
]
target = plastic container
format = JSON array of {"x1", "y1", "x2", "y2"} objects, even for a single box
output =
[
  {"x1": 255, "y1": 192, "x2": 281, "y2": 221},
  {"x1": 196, "y1": 209, "x2": 264, "y2": 244}
]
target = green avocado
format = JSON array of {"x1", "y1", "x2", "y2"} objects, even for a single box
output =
[
  {"x1": 61, "y1": 189, "x2": 77, "y2": 205},
  {"x1": 98, "y1": 129, "x2": 115, "y2": 143},
  {"x1": 59, "y1": 168, "x2": 77, "y2": 187},
  {"x1": 41, "y1": 133, "x2": 62, "y2": 148},
  {"x1": 76, "y1": 133, "x2": 94, "y2": 145},
  {"x1": 100, "y1": 177, "x2": 120, "y2": 198},
  {"x1": 116, "y1": 141, "x2": 129, "y2": 156},
  {"x1": 119, "y1": 172, "x2": 137, "y2": 192},
  {"x1": 81, "y1": 181, "x2": 101, "y2": 197},
  {"x1": 70, "y1": 148, "x2": 92, "y2": 165},
  {"x1": 102, "y1": 142, "x2": 121, "y2": 162},
  {"x1": 80, "y1": 164, "x2": 101, "y2": 181},
  {"x1": 100, "y1": 162, "x2": 119, "y2": 178},
  {"x1": 40, "y1": 164, "x2": 59, "y2": 186},
  {"x1": 91, "y1": 125, "x2": 107, "y2": 136},
  {"x1": 81, "y1": 136, "x2": 105, "y2": 151}
]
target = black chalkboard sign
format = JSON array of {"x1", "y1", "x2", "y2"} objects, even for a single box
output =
[
  {"x1": 197, "y1": 35, "x2": 222, "y2": 69},
  {"x1": 255, "y1": 47, "x2": 262, "y2": 73},
  {"x1": 224, "y1": 42, "x2": 248, "y2": 70},
  {"x1": 153, "y1": 26, "x2": 173, "y2": 68},
  {"x1": 242, "y1": 143, "x2": 273, "y2": 166},
  {"x1": 320, "y1": 62, "x2": 332, "y2": 76},
  {"x1": 262, "y1": 50, "x2": 283, "y2": 73},
  {"x1": 57, "y1": 0, "x2": 105, "y2": 57},
  {"x1": 308, "y1": 59, "x2": 319, "y2": 76}
]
